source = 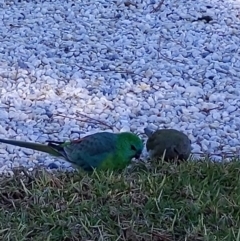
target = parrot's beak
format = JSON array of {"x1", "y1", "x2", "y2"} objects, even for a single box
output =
[{"x1": 134, "y1": 151, "x2": 142, "y2": 159}]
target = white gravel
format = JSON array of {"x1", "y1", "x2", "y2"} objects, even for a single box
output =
[{"x1": 0, "y1": 0, "x2": 240, "y2": 173}]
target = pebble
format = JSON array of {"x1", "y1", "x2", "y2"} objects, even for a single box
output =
[
  {"x1": 0, "y1": 0, "x2": 239, "y2": 172},
  {"x1": 47, "y1": 163, "x2": 59, "y2": 169}
]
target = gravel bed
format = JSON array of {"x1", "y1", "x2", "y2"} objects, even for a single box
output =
[{"x1": 0, "y1": 0, "x2": 240, "y2": 173}]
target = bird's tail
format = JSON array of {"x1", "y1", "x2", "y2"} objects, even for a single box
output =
[{"x1": 0, "y1": 138, "x2": 62, "y2": 157}]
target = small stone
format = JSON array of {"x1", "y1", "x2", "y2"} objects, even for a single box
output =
[{"x1": 47, "y1": 163, "x2": 59, "y2": 169}]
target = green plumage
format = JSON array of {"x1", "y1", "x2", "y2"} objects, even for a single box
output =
[
  {"x1": 0, "y1": 132, "x2": 143, "y2": 171},
  {"x1": 144, "y1": 128, "x2": 192, "y2": 161}
]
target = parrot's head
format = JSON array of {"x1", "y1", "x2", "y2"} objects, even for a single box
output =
[
  {"x1": 118, "y1": 132, "x2": 144, "y2": 160},
  {"x1": 144, "y1": 127, "x2": 154, "y2": 137}
]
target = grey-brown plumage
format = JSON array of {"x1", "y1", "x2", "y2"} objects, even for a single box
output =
[{"x1": 144, "y1": 128, "x2": 192, "y2": 161}]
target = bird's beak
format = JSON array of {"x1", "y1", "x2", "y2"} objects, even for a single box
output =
[{"x1": 134, "y1": 151, "x2": 142, "y2": 159}]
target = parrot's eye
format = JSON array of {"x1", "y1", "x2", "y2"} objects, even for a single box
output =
[{"x1": 130, "y1": 145, "x2": 137, "y2": 151}]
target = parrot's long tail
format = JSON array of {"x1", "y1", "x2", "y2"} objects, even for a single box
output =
[{"x1": 0, "y1": 138, "x2": 62, "y2": 157}]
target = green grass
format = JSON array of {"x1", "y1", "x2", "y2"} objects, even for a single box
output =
[{"x1": 1, "y1": 159, "x2": 240, "y2": 241}]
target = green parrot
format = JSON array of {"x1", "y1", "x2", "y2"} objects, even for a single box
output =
[
  {"x1": 144, "y1": 127, "x2": 192, "y2": 161},
  {"x1": 0, "y1": 132, "x2": 143, "y2": 171}
]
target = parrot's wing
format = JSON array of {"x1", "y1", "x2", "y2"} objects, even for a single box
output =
[{"x1": 63, "y1": 133, "x2": 117, "y2": 171}]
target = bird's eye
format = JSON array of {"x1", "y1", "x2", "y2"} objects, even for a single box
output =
[{"x1": 131, "y1": 145, "x2": 137, "y2": 151}]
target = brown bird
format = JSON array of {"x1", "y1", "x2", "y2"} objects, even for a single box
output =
[{"x1": 144, "y1": 127, "x2": 192, "y2": 161}]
